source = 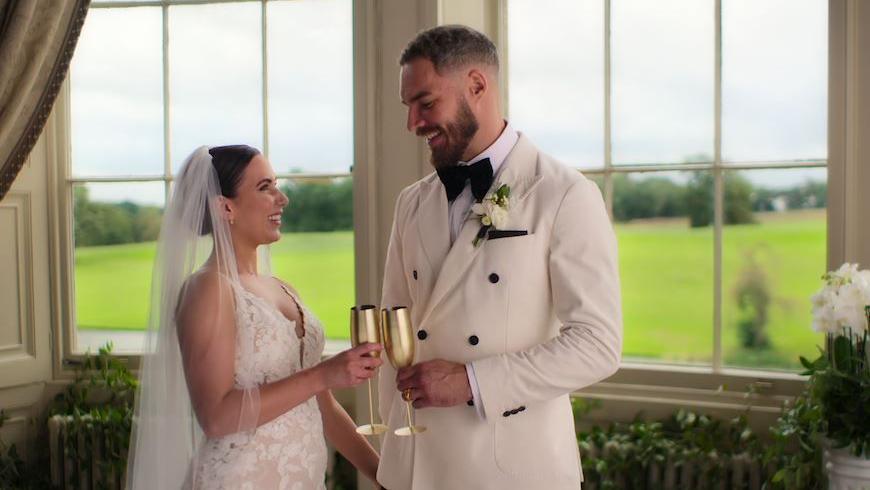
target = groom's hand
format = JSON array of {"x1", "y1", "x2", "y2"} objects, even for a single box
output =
[{"x1": 396, "y1": 359, "x2": 472, "y2": 409}]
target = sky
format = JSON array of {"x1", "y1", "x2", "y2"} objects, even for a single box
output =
[{"x1": 71, "y1": 0, "x2": 827, "y2": 206}]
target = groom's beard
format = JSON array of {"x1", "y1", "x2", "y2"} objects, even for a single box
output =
[{"x1": 428, "y1": 96, "x2": 479, "y2": 170}]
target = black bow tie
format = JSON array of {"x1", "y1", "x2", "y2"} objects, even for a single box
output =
[{"x1": 436, "y1": 158, "x2": 494, "y2": 202}]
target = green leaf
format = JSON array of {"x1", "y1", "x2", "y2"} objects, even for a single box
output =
[{"x1": 833, "y1": 335, "x2": 854, "y2": 371}]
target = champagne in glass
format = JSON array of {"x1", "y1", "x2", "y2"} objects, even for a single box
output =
[
  {"x1": 350, "y1": 305, "x2": 388, "y2": 436},
  {"x1": 381, "y1": 306, "x2": 427, "y2": 436}
]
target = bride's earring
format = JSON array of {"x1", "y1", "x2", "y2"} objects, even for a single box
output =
[{"x1": 229, "y1": 218, "x2": 235, "y2": 225}]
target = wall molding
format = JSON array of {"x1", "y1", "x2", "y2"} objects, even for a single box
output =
[{"x1": 0, "y1": 192, "x2": 34, "y2": 358}]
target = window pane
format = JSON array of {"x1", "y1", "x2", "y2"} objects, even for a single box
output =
[
  {"x1": 271, "y1": 177, "x2": 354, "y2": 339},
  {"x1": 71, "y1": 7, "x2": 163, "y2": 177},
  {"x1": 169, "y1": 2, "x2": 263, "y2": 166},
  {"x1": 507, "y1": 0, "x2": 604, "y2": 169},
  {"x1": 73, "y1": 182, "x2": 165, "y2": 354},
  {"x1": 722, "y1": 0, "x2": 827, "y2": 163},
  {"x1": 267, "y1": 0, "x2": 352, "y2": 174},
  {"x1": 615, "y1": 171, "x2": 713, "y2": 364},
  {"x1": 612, "y1": 0, "x2": 714, "y2": 165},
  {"x1": 723, "y1": 168, "x2": 826, "y2": 370}
]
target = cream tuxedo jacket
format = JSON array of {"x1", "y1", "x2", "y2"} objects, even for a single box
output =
[{"x1": 377, "y1": 134, "x2": 622, "y2": 490}]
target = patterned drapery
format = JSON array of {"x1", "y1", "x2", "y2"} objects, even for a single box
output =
[{"x1": 0, "y1": 0, "x2": 89, "y2": 200}]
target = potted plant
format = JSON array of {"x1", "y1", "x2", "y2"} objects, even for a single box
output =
[{"x1": 804, "y1": 263, "x2": 870, "y2": 488}]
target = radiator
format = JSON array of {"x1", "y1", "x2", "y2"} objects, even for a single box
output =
[
  {"x1": 48, "y1": 414, "x2": 126, "y2": 490},
  {"x1": 580, "y1": 450, "x2": 766, "y2": 490}
]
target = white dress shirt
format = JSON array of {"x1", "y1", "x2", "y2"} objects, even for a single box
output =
[{"x1": 447, "y1": 122, "x2": 519, "y2": 419}]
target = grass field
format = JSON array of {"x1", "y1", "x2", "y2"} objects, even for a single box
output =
[{"x1": 75, "y1": 210, "x2": 825, "y2": 370}]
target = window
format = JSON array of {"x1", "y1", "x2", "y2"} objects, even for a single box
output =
[
  {"x1": 507, "y1": 0, "x2": 827, "y2": 372},
  {"x1": 66, "y1": 0, "x2": 353, "y2": 355}
]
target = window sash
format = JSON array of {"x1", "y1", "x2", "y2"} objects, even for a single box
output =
[
  {"x1": 503, "y1": 0, "x2": 828, "y2": 374},
  {"x1": 61, "y1": 0, "x2": 353, "y2": 368}
]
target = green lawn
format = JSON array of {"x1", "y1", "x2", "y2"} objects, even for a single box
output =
[
  {"x1": 75, "y1": 210, "x2": 825, "y2": 370},
  {"x1": 74, "y1": 232, "x2": 356, "y2": 338},
  {"x1": 618, "y1": 210, "x2": 825, "y2": 369}
]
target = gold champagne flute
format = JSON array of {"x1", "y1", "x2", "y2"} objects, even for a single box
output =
[
  {"x1": 350, "y1": 305, "x2": 388, "y2": 436},
  {"x1": 381, "y1": 306, "x2": 427, "y2": 436}
]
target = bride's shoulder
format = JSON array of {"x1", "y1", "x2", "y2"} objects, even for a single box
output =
[
  {"x1": 176, "y1": 270, "x2": 239, "y2": 349},
  {"x1": 177, "y1": 269, "x2": 236, "y2": 316}
]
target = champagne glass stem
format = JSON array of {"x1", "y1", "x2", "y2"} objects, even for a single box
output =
[
  {"x1": 367, "y1": 379, "x2": 376, "y2": 427},
  {"x1": 405, "y1": 400, "x2": 413, "y2": 428}
]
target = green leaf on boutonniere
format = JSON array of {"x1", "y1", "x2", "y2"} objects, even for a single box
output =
[{"x1": 473, "y1": 224, "x2": 490, "y2": 248}]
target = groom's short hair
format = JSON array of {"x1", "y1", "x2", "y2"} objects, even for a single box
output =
[{"x1": 399, "y1": 25, "x2": 499, "y2": 75}]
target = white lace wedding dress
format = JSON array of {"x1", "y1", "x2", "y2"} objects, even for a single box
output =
[{"x1": 186, "y1": 284, "x2": 328, "y2": 490}]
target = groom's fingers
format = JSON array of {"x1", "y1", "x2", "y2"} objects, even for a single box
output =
[
  {"x1": 405, "y1": 388, "x2": 424, "y2": 404},
  {"x1": 396, "y1": 365, "x2": 418, "y2": 384},
  {"x1": 396, "y1": 370, "x2": 418, "y2": 392},
  {"x1": 412, "y1": 395, "x2": 431, "y2": 409}
]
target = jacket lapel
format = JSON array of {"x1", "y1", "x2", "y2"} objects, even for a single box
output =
[
  {"x1": 416, "y1": 178, "x2": 451, "y2": 277},
  {"x1": 417, "y1": 133, "x2": 542, "y2": 329}
]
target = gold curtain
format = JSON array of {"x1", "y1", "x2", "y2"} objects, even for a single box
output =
[{"x1": 0, "y1": 0, "x2": 89, "y2": 200}]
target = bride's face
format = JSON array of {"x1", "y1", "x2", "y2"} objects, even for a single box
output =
[{"x1": 225, "y1": 155, "x2": 288, "y2": 246}]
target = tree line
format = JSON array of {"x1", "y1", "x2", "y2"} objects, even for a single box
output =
[
  {"x1": 74, "y1": 173, "x2": 825, "y2": 247},
  {"x1": 611, "y1": 172, "x2": 825, "y2": 228},
  {"x1": 74, "y1": 179, "x2": 354, "y2": 247}
]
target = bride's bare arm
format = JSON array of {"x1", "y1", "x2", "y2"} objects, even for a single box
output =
[
  {"x1": 317, "y1": 391, "x2": 380, "y2": 484},
  {"x1": 177, "y1": 272, "x2": 382, "y2": 439}
]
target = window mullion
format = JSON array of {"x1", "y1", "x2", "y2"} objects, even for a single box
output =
[
  {"x1": 261, "y1": 0, "x2": 269, "y2": 158},
  {"x1": 603, "y1": 0, "x2": 613, "y2": 217},
  {"x1": 712, "y1": 0, "x2": 723, "y2": 373},
  {"x1": 162, "y1": 3, "x2": 171, "y2": 200}
]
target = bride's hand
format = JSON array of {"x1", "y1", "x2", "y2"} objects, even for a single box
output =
[{"x1": 316, "y1": 343, "x2": 383, "y2": 390}]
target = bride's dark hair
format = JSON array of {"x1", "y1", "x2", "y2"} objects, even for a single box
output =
[
  {"x1": 199, "y1": 144, "x2": 261, "y2": 235},
  {"x1": 209, "y1": 144, "x2": 261, "y2": 197}
]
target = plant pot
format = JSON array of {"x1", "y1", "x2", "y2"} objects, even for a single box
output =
[{"x1": 824, "y1": 443, "x2": 870, "y2": 490}]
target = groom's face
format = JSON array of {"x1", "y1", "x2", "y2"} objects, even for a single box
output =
[{"x1": 401, "y1": 57, "x2": 479, "y2": 169}]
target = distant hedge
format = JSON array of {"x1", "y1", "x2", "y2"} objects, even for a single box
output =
[
  {"x1": 74, "y1": 179, "x2": 354, "y2": 247},
  {"x1": 73, "y1": 174, "x2": 824, "y2": 247}
]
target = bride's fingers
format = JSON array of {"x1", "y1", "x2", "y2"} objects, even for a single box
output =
[
  {"x1": 351, "y1": 342, "x2": 383, "y2": 357},
  {"x1": 360, "y1": 357, "x2": 383, "y2": 369},
  {"x1": 355, "y1": 366, "x2": 377, "y2": 380}
]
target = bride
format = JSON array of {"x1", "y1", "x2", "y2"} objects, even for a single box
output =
[{"x1": 126, "y1": 145, "x2": 381, "y2": 489}]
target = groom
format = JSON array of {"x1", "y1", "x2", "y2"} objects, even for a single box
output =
[{"x1": 377, "y1": 25, "x2": 622, "y2": 489}]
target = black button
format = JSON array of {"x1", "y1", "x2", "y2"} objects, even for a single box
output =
[
  {"x1": 468, "y1": 335, "x2": 479, "y2": 346},
  {"x1": 413, "y1": 270, "x2": 418, "y2": 280},
  {"x1": 489, "y1": 273, "x2": 499, "y2": 283},
  {"x1": 518, "y1": 406, "x2": 526, "y2": 412},
  {"x1": 502, "y1": 410, "x2": 511, "y2": 417},
  {"x1": 417, "y1": 330, "x2": 428, "y2": 341},
  {"x1": 467, "y1": 399, "x2": 474, "y2": 406},
  {"x1": 510, "y1": 408, "x2": 519, "y2": 415}
]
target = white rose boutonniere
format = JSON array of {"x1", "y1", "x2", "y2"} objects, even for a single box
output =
[{"x1": 471, "y1": 184, "x2": 511, "y2": 247}]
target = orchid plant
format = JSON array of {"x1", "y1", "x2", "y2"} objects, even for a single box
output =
[{"x1": 802, "y1": 263, "x2": 870, "y2": 457}]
